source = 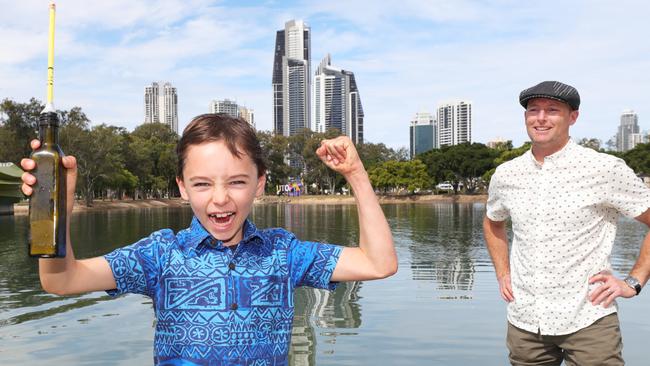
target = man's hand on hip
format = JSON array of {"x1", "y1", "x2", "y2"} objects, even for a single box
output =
[{"x1": 588, "y1": 271, "x2": 636, "y2": 308}]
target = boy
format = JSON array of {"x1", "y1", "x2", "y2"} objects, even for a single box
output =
[{"x1": 21, "y1": 114, "x2": 397, "y2": 365}]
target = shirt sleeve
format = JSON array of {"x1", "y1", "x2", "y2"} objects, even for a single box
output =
[
  {"x1": 486, "y1": 167, "x2": 509, "y2": 221},
  {"x1": 606, "y1": 159, "x2": 650, "y2": 218},
  {"x1": 287, "y1": 233, "x2": 343, "y2": 291},
  {"x1": 103, "y1": 229, "x2": 172, "y2": 297}
]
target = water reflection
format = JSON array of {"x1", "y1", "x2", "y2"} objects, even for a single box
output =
[
  {"x1": 383, "y1": 203, "x2": 481, "y2": 297},
  {"x1": 252, "y1": 204, "x2": 364, "y2": 364},
  {"x1": 0, "y1": 215, "x2": 51, "y2": 315},
  {"x1": 254, "y1": 204, "x2": 359, "y2": 245},
  {"x1": 1, "y1": 203, "x2": 648, "y2": 365},
  {"x1": 0, "y1": 208, "x2": 193, "y2": 327},
  {"x1": 290, "y1": 281, "x2": 362, "y2": 365}
]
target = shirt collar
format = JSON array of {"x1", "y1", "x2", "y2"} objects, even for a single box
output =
[
  {"x1": 528, "y1": 138, "x2": 575, "y2": 167},
  {"x1": 183, "y1": 216, "x2": 264, "y2": 251}
]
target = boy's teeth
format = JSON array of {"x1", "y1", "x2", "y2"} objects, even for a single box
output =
[{"x1": 210, "y1": 212, "x2": 233, "y2": 218}]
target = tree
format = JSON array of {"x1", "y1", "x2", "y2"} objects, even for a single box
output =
[
  {"x1": 623, "y1": 143, "x2": 650, "y2": 176},
  {"x1": 287, "y1": 128, "x2": 314, "y2": 170},
  {"x1": 126, "y1": 123, "x2": 178, "y2": 198},
  {"x1": 490, "y1": 140, "x2": 513, "y2": 151},
  {"x1": 257, "y1": 131, "x2": 295, "y2": 194},
  {"x1": 300, "y1": 129, "x2": 342, "y2": 195},
  {"x1": 418, "y1": 143, "x2": 499, "y2": 193},
  {"x1": 0, "y1": 98, "x2": 43, "y2": 163},
  {"x1": 70, "y1": 124, "x2": 125, "y2": 206},
  {"x1": 105, "y1": 168, "x2": 138, "y2": 200},
  {"x1": 368, "y1": 160, "x2": 431, "y2": 193},
  {"x1": 357, "y1": 142, "x2": 407, "y2": 170},
  {"x1": 577, "y1": 137, "x2": 601, "y2": 151},
  {"x1": 482, "y1": 142, "x2": 531, "y2": 184}
]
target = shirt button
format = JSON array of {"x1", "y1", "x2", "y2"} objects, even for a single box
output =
[
  {"x1": 228, "y1": 262, "x2": 236, "y2": 270},
  {"x1": 230, "y1": 303, "x2": 238, "y2": 311}
]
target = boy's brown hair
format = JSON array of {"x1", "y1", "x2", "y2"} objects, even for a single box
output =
[{"x1": 176, "y1": 114, "x2": 267, "y2": 178}]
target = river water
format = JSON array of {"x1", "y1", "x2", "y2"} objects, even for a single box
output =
[{"x1": 0, "y1": 203, "x2": 648, "y2": 365}]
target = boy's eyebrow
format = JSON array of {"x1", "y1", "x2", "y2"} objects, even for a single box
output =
[
  {"x1": 227, "y1": 174, "x2": 252, "y2": 180},
  {"x1": 187, "y1": 174, "x2": 252, "y2": 181}
]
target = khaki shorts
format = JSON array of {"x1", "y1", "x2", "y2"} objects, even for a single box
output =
[{"x1": 506, "y1": 313, "x2": 624, "y2": 366}]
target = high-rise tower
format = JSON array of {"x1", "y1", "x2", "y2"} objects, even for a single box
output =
[
  {"x1": 409, "y1": 112, "x2": 436, "y2": 158},
  {"x1": 617, "y1": 109, "x2": 641, "y2": 152},
  {"x1": 437, "y1": 100, "x2": 472, "y2": 147},
  {"x1": 209, "y1": 99, "x2": 239, "y2": 117},
  {"x1": 144, "y1": 82, "x2": 178, "y2": 134},
  {"x1": 272, "y1": 20, "x2": 311, "y2": 136},
  {"x1": 313, "y1": 54, "x2": 364, "y2": 144}
]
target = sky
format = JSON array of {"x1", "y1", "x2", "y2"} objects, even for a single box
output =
[{"x1": 1, "y1": 0, "x2": 648, "y2": 149}]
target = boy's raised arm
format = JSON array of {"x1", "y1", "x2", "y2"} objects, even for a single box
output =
[
  {"x1": 22, "y1": 139, "x2": 116, "y2": 296},
  {"x1": 316, "y1": 136, "x2": 397, "y2": 282}
]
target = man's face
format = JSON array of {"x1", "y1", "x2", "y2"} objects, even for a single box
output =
[
  {"x1": 525, "y1": 98, "x2": 579, "y2": 154},
  {"x1": 176, "y1": 141, "x2": 265, "y2": 246}
]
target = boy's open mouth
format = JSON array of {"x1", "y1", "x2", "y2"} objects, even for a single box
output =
[{"x1": 208, "y1": 212, "x2": 235, "y2": 225}]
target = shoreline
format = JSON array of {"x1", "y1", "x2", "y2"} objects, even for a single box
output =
[{"x1": 12, "y1": 194, "x2": 487, "y2": 216}]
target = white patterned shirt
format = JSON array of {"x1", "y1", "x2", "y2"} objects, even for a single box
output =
[{"x1": 486, "y1": 139, "x2": 650, "y2": 335}]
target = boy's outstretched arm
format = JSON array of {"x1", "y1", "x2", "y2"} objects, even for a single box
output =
[
  {"x1": 22, "y1": 139, "x2": 116, "y2": 296},
  {"x1": 316, "y1": 136, "x2": 397, "y2": 282}
]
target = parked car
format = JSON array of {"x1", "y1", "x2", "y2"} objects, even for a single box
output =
[{"x1": 435, "y1": 182, "x2": 454, "y2": 191}]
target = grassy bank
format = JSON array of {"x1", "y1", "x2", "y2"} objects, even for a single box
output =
[
  {"x1": 256, "y1": 194, "x2": 487, "y2": 205},
  {"x1": 13, "y1": 194, "x2": 487, "y2": 216}
]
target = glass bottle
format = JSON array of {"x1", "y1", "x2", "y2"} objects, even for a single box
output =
[{"x1": 29, "y1": 111, "x2": 67, "y2": 257}]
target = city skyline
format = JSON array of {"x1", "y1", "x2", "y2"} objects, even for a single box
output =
[{"x1": 1, "y1": 1, "x2": 649, "y2": 149}]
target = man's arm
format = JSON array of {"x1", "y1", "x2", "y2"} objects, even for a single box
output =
[
  {"x1": 315, "y1": 136, "x2": 397, "y2": 282},
  {"x1": 483, "y1": 216, "x2": 514, "y2": 302},
  {"x1": 22, "y1": 140, "x2": 116, "y2": 296},
  {"x1": 589, "y1": 208, "x2": 650, "y2": 307}
]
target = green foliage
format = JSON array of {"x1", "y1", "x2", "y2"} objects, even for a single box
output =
[
  {"x1": 622, "y1": 143, "x2": 650, "y2": 175},
  {"x1": 357, "y1": 142, "x2": 408, "y2": 170},
  {"x1": 1, "y1": 98, "x2": 181, "y2": 204},
  {"x1": 125, "y1": 123, "x2": 178, "y2": 199},
  {"x1": 369, "y1": 159, "x2": 430, "y2": 193},
  {"x1": 491, "y1": 140, "x2": 513, "y2": 151},
  {"x1": 577, "y1": 137, "x2": 602, "y2": 151},
  {"x1": 483, "y1": 142, "x2": 531, "y2": 183},
  {"x1": 12, "y1": 98, "x2": 588, "y2": 201},
  {"x1": 418, "y1": 143, "x2": 499, "y2": 193},
  {"x1": 298, "y1": 128, "x2": 343, "y2": 195},
  {"x1": 0, "y1": 98, "x2": 43, "y2": 163},
  {"x1": 257, "y1": 131, "x2": 294, "y2": 193},
  {"x1": 106, "y1": 168, "x2": 138, "y2": 199}
]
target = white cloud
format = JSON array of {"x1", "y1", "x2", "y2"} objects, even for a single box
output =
[{"x1": 1, "y1": 0, "x2": 649, "y2": 149}]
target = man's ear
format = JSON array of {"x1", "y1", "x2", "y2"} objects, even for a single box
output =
[
  {"x1": 176, "y1": 177, "x2": 189, "y2": 200},
  {"x1": 569, "y1": 110, "x2": 579, "y2": 126}
]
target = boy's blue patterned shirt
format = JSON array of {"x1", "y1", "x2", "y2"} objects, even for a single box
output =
[{"x1": 104, "y1": 217, "x2": 342, "y2": 366}]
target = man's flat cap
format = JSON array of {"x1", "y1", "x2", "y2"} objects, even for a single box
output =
[{"x1": 519, "y1": 81, "x2": 580, "y2": 110}]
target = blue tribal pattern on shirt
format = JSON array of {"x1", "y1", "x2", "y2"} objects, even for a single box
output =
[{"x1": 104, "y1": 217, "x2": 342, "y2": 366}]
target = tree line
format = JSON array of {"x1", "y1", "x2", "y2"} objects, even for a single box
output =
[{"x1": 2, "y1": 98, "x2": 649, "y2": 203}]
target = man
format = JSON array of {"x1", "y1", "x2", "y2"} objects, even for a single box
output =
[{"x1": 483, "y1": 81, "x2": 650, "y2": 365}]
